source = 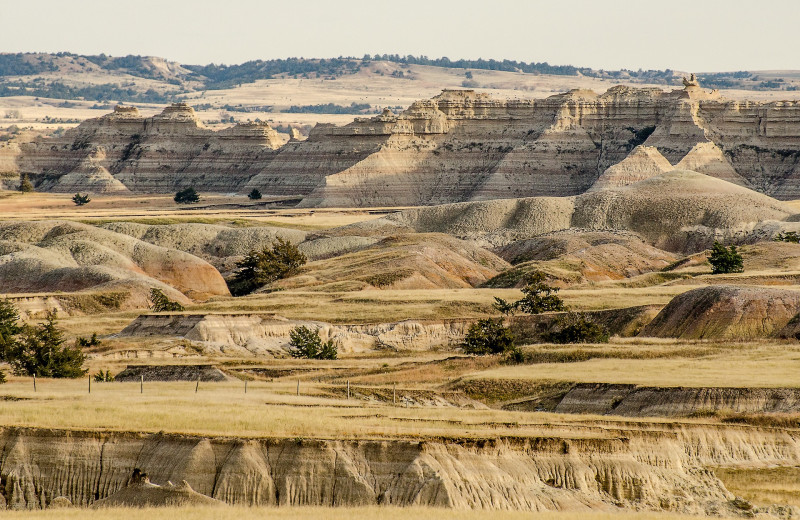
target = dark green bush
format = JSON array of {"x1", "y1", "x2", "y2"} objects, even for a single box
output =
[
  {"x1": 462, "y1": 318, "x2": 515, "y2": 355},
  {"x1": 174, "y1": 187, "x2": 199, "y2": 204},
  {"x1": 72, "y1": 193, "x2": 91, "y2": 206},
  {"x1": 775, "y1": 232, "x2": 800, "y2": 243},
  {"x1": 288, "y1": 326, "x2": 337, "y2": 359},
  {"x1": 708, "y1": 241, "x2": 744, "y2": 274},
  {"x1": 248, "y1": 188, "x2": 262, "y2": 200},
  {"x1": 228, "y1": 238, "x2": 306, "y2": 296},
  {"x1": 544, "y1": 313, "x2": 609, "y2": 344},
  {"x1": 149, "y1": 288, "x2": 184, "y2": 312},
  {"x1": 93, "y1": 370, "x2": 115, "y2": 382}
]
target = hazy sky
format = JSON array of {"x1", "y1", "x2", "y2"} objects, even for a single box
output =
[{"x1": 4, "y1": 0, "x2": 798, "y2": 72}]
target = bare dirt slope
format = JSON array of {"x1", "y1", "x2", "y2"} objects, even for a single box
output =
[
  {"x1": 488, "y1": 229, "x2": 676, "y2": 286},
  {"x1": 642, "y1": 285, "x2": 800, "y2": 339},
  {"x1": 0, "y1": 220, "x2": 229, "y2": 304},
  {"x1": 271, "y1": 233, "x2": 510, "y2": 292},
  {"x1": 348, "y1": 171, "x2": 796, "y2": 252}
]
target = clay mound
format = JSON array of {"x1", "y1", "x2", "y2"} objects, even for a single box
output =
[
  {"x1": 334, "y1": 197, "x2": 575, "y2": 246},
  {"x1": 641, "y1": 285, "x2": 800, "y2": 339},
  {"x1": 103, "y1": 222, "x2": 306, "y2": 259},
  {"x1": 50, "y1": 148, "x2": 130, "y2": 193},
  {"x1": 488, "y1": 229, "x2": 676, "y2": 287},
  {"x1": 573, "y1": 170, "x2": 796, "y2": 252},
  {"x1": 270, "y1": 233, "x2": 510, "y2": 291},
  {"x1": 589, "y1": 146, "x2": 673, "y2": 191},
  {"x1": 0, "y1": 220, "x2": 229, "y2": 302},
  {"x1": 297, "y1": 235, "x2": 381, "y2": 260},
  {"x1": 115, "y1": 364, "x2": 232, "y2": 382},
  {"x1": 675, "y1": 142, "x2": 748, "y2": 186},
  {"x1": 92, "y1": 479, "x2": 224, "y2": 508}
]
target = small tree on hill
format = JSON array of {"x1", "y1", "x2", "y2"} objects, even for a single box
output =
[
  {"x1": 72, "y1": 193, "x2": 91, "y2": 206},
  {"x1": 8, "y1": 310, "x2": 87, "y2": 378},
  {"x1": 248, "y1": 188, "x2": 262, "y2": 200},
  {"x1": 493, "y1": 271, "x2": 566, "y2": 316},
  {"x1": 288, "y1": 326, "x2": 337, "y2": 359},
  {"x1": 174, "y1": 187, "x2": 200, "y2": 204},
  {"x1": 228, "y1": 238, "x2": 306, "y2": 296},
  {"x1": 18, "y1": 173, "x2": 33, "y2": 193},
  {"x1": 461, "y1": 318, "x2": 515, "y2": 355},
  {"x1": 149, "y1": 288, "x2": 184, "y2": 312},
  {"x1": 708, "y1": 241, "x2": 744, "y2": 274}
]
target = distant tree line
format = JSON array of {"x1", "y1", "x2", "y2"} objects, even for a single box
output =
[
  {"x1": 0, "y1": 80, "x2": 177, "y2": 103},
  {"x1": 286, "y1": 102, "x2": 373, "y2": 114}
]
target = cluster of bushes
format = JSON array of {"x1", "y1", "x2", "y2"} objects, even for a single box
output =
[
  {"x1": 227, "y1": 238, "x2": 306, "y2": 296},
  {"x1": 0, "y1": 300, "x2": 89, "y2": 379},
  {"x1": 463, "y1": 272, "x2": 609, "y2": 363}
]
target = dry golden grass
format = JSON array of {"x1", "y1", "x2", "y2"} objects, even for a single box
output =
[
  {"x1": 0, "y1": 376, "x2": 668, "y2": 439},
  {"x1": 715, "y1": 466, "x2": 800, "y2": 507},
  {"x1": 0, "y1": 192, "x2": 385, "y2": 230},
  {"x1": 472, "y1": 340, "x2": 800, "y2": 388},
  {"x1": 0, "y1": 506, "x2": 731, "y2": 520}
]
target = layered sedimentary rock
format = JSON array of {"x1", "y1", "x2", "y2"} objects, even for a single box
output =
[
  {"x1": 509, "y1": 383, "x2": 800, "y2": 417},
  {"x1": 642, "y1": 285, "x2": 800, "y2": 339},
  {"x1": 15, "y1": 81, "x2": 800, "y2": 204},
  {"x1": 0, "y1": 425, "x2": 778, "y2": 513},
  {"x1": 20, "y1": 104, "x2": 283, "y2": 193}
]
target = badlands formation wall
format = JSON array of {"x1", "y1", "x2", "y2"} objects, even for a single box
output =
[
  {"x1": 4, "y1": 424, "x2": 798, "y2": 514},
  {"x1": 13, "y1": 83, "x2": 800, "y2": 203}
]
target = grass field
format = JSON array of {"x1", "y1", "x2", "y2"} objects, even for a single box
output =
[{"x1": 0, "y1": 376, "x2": 630, "y2": 439}]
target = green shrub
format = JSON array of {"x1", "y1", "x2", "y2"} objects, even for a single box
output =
[
  {"x1": 708, "y1": 241, "x2": 744, "y2": 274},
  {"x1": 8, "y1": 310, "x2": 87, "y2": 378},
  {"x1": 288, "y1": 326, "x2": 337, "y2": 359},
  {"x1": 248, "y1": 188, "x2": 262, "y2": 200},
  {"x1": 492, "y1": 271, "x2": 566, "y2": 316},
  {"x1": 75, "y1": 332, "x2": 101, "y2": 348},
  {"x1": 174, "y1": 187, "x2": 199, "y2": 204},
  {"x1": 149, "y1": 288, "x2": 184, "y2": 312},
  {"x1": 228, "y1": 237, "x2": 306, "y2": 296},
  {"x1": 18, "y1": 173, "x2": 33, "y2": 193},
  {"x1": 72, "y1": 193, "x2": 91, "y2": 206},
  {"x1": 544, "y1": 313, "x2": 610, "y2": 344},
  {"x1": 775, "y1": 231, "x2": 800, "y2": 243},
  {"x1": 462, "y1": 318, "x2": 515, "y2": 355},
  {"x1": 93, "y1": 370, "x2": 114, "y2": 382}
]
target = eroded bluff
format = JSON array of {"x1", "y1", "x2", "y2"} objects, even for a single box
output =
[
  {"x1": 4, "y1": 424, "x2": 795, "y2": 514},
  {"x1": 13, "y1": 83, "x2": 800, "y2": 204}
]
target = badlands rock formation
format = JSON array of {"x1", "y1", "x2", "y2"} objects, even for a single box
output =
[
  {"x1": 19, "y1": 104, "x2": 283, "y2": 193},
  {"x1": 344, "y1": 171, "x2": 796, "y2": 252},
  {"x1": 642, "y1": 285, "x2": 800, "y2": 339},
  {"x1": 0, "y1": 220, "x2": 230, "y2": 304},
  {"x1": 491, "y1": 229, "x2": 676, "y2": 285},
  {"x1": 510, "y1": 383, "x2": 800, "y2": 417},
  {"x1": 10, "y1": 80, "x2": 800, "y2": 204},
  {"x1": 0, "y1": 424, "x2": 783, "y2": 514}
]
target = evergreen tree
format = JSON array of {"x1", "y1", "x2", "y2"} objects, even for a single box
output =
[
  {"x1": 708, "y1": 241, "x2": 744, "y2": 274},
  {"x1": 9, "y1": 310, "x2": 87, "y2": 378}
]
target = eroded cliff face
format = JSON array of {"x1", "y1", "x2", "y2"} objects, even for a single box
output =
[
  {"x1": 0, "y1": 425, "x2": 778, "y2": 513},
  {"x1": 19, "y1": 104, "x2": 283, "y2": 193},
  {"x1": 15, "y1": 85, "x2": 800, "y2": 203}
]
